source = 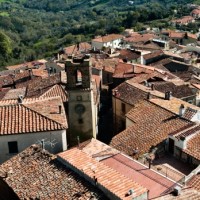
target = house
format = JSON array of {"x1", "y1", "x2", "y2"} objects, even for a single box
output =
[
  {"x1": 63, "y1": 42, "x2": 91, "y2": 56},
  {"x1": 112, "y1": 80, "x2": 165, "y2": 133},
  {"x1": 0, "y1": 96, "x2": 68, "y2": 163},
  {"x1": 71, "y1": 138, "x2": 178, "y2": 199},
  {"x1": 91, "y1": 34, "x2": 123, "y2": 50},
  {"x1": 0, "y1": 145, "x2": 107, "y2": 199},
  {"x1": 191, "y1": 9, "x2": 200, "y2": 19},
  {"x1": 171, "y1": 16, "x2": 195, "y2": 26},
  {"x1": 116, "y1": 49, "x2": 141, "y2": 63},
  {"x1": 111, "y1": 100, "x2": 193, "y2": 159},
  {"x1": 154, "y1": 187, "x2": 200, "y2": 199},
  {"x1": 58, "y1": 145, "x2": 148, "y2": 199}
]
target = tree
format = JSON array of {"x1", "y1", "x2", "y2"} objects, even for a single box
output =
[{"x1": 0, "y1": 31, "x2": 12, "y2": 58}]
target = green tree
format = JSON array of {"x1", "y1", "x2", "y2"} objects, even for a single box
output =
[{"x1": 0, "y1": 31, "x2": 12, "y2": 58}]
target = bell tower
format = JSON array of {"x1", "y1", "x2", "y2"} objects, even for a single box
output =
[{"x1": 65, "y1": 55, "x2": 96, "y2": 146}]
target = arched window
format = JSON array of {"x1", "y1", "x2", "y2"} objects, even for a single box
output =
[{"x1": 76, "y1": 69, "x2": 82, "y2": 86}]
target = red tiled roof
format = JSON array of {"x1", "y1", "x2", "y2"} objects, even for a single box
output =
[
  {"x1": 0, "y1": 97, "x2": 67, "y2": 135},
  {"x1": 155, "y1": 187, "x2": 200, "y2": 200},
  {"x1": 124, "y1": 33, "x2": 157, "y2": 43},
  {"x1": 3, "y1": 87, "x2": 26, "y2": 100},
  {"x1": 64, "y1": 42, "x2": 91, "y2": 55},
  {"x1": 0, "y1": 145, "x2": 106, "y2": 199},
  {"x1": 92, "y1": 34, "x2": 123, "y2": 43},
  {"x1": 188, "y1": 174, "x2": 200, "y2": 192},
  {"x1": 113, "y1": 62, "x2": 134, "y2": 78},
  {"x1": 26, "y1": 73, "x2": 61, "y2": 97},
  {"x1": 191, "y1": 9, "x2": 200, "y2": 15},
  {"x1": 39, "y1": 84, "x2": 68, "y2": 102},
  {"x1": 143, "y1": 50, "x2": 163, "y2": 60},
  {"x1": 102, "y1": 154, "x2": 176, "y2": 199},
  {"x1": 117, "y1": 49, "x2": 140, "y2": 60},
  {"x1": 58, "y1": 148, "x2": 148, "y2": 200},
  {"x1": 111, "y1": 100, "x2": 192, "y2": 157},
  {"x1": 183, "y1": 132, "x2": 200, "y2": 161},
  {"x1": 32, "y1": 69, "x2": 49, "y2": 78},
  {"x1": 6, "y1": 59, "x2": 47, "y2": 71}
]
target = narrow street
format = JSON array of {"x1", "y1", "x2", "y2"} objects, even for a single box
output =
[{"x1": 97, "y1": 88, "x2": 114, "y2": 144}]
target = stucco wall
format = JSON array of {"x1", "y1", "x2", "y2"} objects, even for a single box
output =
[{"x1": 0, "y1": 130, "x2": 67, "y2": 163}]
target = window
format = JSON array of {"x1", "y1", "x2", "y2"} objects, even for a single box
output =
[
  {"x1": 78, "y1": 118, "x2": 83, "y2": 124},
  {"x1": 121, "y1": 103, "x2": 125, "y2": 113},
  {"x1": 75, "y1": 69, "x2": 82, "y2": 86},
  {"x1": 8, "y1": 141, "x2": 18, "y2": 154}
]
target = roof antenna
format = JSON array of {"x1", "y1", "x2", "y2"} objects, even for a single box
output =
[{"x1": 77, "y1": 136, "x2": 80, "y2": 148}]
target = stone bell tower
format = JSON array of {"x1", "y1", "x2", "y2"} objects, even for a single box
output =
[{"x1": 65, "y1": 55, "x2": 96, "y2": 146}]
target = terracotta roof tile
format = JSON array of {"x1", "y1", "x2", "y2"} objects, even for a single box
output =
[
  {"x1": 3, "y1": 87, "x2": 26, "y2": 100},
  {"x1": 0, "y1": 145, "x2": 106, "y2": 200},
  {"x1": 155, "y1": 187, "x2": 200, "y2": 199},
  {"x1": 111, "y1": 100, "x2": 192, "y2": 157},
  {"x1": 143, "y1": 50, "x2": 164, "y2": 60},
  {"x1": 124, "y1": 33, "x2": 157, "y2": 43},
  {"x1": 64, "y1": 42, "x2": 91, "y2": 55},
  {"x1": 188, "y1": 174, "x2": 200, "y2": 192},
  {"x1": 183, "y1": 132, "x2": 200, "y2": 161},
  {"x1": 150, "y1": 98, "x2": 200, "y2": 118},
  {"x1": 58, "y1": 148, "x2": 148, "y2": 199},
  {"x1": 0, "y1": 96, "x2": 67, "y2": 135},
  {"x1": 92, "y1": 34, "x2": 123, "y2": 43}
]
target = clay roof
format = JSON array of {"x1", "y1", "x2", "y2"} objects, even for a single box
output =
[
  {"x1": 78, "y1": 139, "x2": 177, "y2": 199},
  {"x1": 171, "y1": 16, "x2": 194, "y2": 25},
  {"x1": 155, "y1": 187, "x2": 200, "y2": 200},
  {"x1": 3, "y1": 87, "x2": 26, "y2": 100},
  {"x1": 183, "y1": 132, "x2": 200, "y2": 161},
  {"x1": 58, "y1": 148, "x2": 148, "y2": 200},
  {"x1": 117, "y1": 49, "x2": 140, "y2": 60},
  {"x1": 113, "y1": 62, "x2": 134, "y2": 78},
  {"x1": 169, "y1": 32, "x2": 185, "y2": 38},
  {"x1": 26, "y1": 73, "x2": 61, "y2": 97},
  {"x1": 92, "y1": 34, "x2": 123, "y2": 43},
  {"x1": 113, "y1": 81, "x2": 165, "y2": 105},
  {"x1": 102, "y1": 154, "x2": 176, "y2": 199},
  {"x1": 111, "y1": 100, "x2": 192, "y2": 156},
  {"x1": 80, "y1": 138, "x2": 119, "y2": 160},
  {"x1": 191, "y1": 9, "x2": 200, "y2": 15},
  {"x1": 188, "y1": 174, "x2": 200, "y2": 192},
  {"x1": 0, "y1": 96, "x2": 67, "y2": 135},
  {"x1": 150, "y1": 98, "x2": 200, "y2": 118},
  {"x1": 6, "y1": 59, "x2": 47, "y2": 71},
  {"x1": 0, "y1": 145, "x2": 106, "y2": 200},
  {"x1": 38, "y1": 84, "x2": 68, "y2": 102},
  {"x1": 143, "y1": 50, "x2": 163, "y2": 60},
  {"x1": 32, "y1": 69, "x2": 49, "y2": 78},
  {"x1": 64, "y1": 42, "x2": 91, "y2": 55},
  {"x1": 124, "y1": 33, "x2": 157, "y2": 43},
  {"x1": 152, "y1": 82, "x2": 194, "y2": 99}
]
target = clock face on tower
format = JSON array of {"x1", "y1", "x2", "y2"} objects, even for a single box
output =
[{"x1": 75, "y1": 104, "x2": 86, "y2": 114}]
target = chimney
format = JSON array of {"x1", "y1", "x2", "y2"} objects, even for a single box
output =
[
  {"x1": 147, "y1": 92, "x2": 151, "y2": 100},
  {"x1": 18, "y1": 95, "x2": 24, "y2": 104},
  {"x1": 179, "y1": 104, "x2": 185, "y2": 116},
  {"x1": 28, "y1": 69, "x2": 33, "y2": 80},
  {"x1": 59, "y1": 105, "x2": 62, "y2": 114},
  {"x1": 165, "y1": 91, "x2": 172, "y2": 100},
  {"x1": 151, "y1": 83, "x2": 155, "y2": 90}
]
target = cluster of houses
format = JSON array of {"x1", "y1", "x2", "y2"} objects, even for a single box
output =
[
  {"x1": 1, "y1": 27, "x2": 200, "y2": 199},
  {"x1": 171, "y1": 5, "x2": 200, "y2": 26}
]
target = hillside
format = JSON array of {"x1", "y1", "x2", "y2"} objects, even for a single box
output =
[{"x1": 0, "y1": 0, "x2": 195, "y2": 68}]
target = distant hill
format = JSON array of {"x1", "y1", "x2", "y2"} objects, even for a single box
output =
[{"x1": 0, "y1": 0, "x2": 195, "y2": 68}]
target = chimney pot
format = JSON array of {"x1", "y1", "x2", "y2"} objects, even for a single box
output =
[
  {"x1": 18, "y1": 95, "x2": 24, "y2": 104},
  {"x1": 147, "y1": 92, "x2": 151, "y2": 100},
  {"x1": 165, "y1": 91, "x2": 172, "y2": 100},
  {"x1": 179, "y1": 104, "x2": 185, "y2": 116}
]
